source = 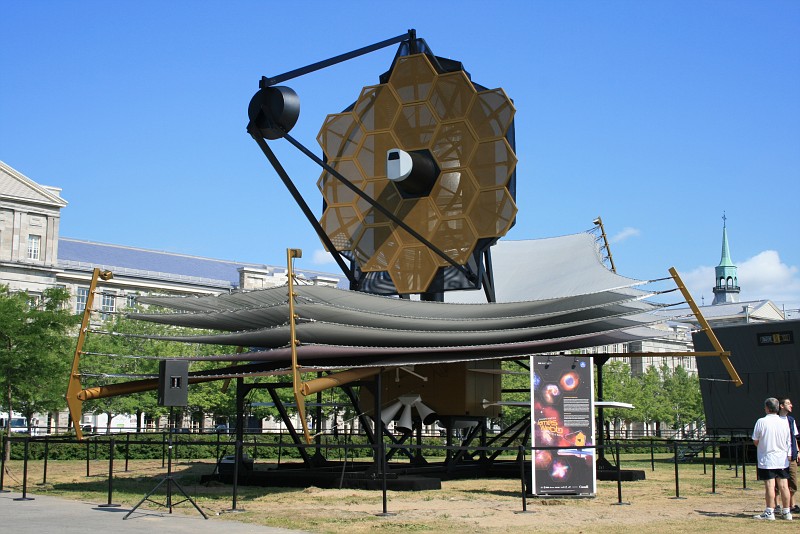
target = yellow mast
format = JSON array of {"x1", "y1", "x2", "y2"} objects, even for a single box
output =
[{"x1": 66, "y1": 268, "x2": 113, "y2": 440}]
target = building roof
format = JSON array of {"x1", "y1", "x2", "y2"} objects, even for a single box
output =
[
  {"x1": 0, "y1": 160, "x2": 67, "y2": 208},
  {"x1": 58, "y1": 237, "x2": 343, "y2": 289}
]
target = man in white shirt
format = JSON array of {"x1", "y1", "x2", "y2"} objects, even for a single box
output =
[{"x1": 752, "y1": 397, "x2": 792, "y2": 520}]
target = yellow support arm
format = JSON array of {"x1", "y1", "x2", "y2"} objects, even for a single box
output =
[
  {"x1": 669, "y1": 267, "x2": 742, "y2": 386},
  {"x1": 65, "y1": 268, "x2": 113, "y2": 440}
]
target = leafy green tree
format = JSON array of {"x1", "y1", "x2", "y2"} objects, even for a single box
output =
[
  {"x1": 661, "y1": 364, "x2": 704, "y2": 434},
  {"x1": 597, "y1": 359, "x2": 638, "y2": 434},
  {"x1": 0, "y1": 285, "x2": 78, "y2": 458}
]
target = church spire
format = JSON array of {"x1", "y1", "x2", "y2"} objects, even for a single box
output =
[{"x1": 712, "y1": 213, "x2": 740, "y2": 305}]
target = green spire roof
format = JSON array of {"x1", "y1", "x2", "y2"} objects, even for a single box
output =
[{"x1": 718, "y1": 221, "x2": 734, "y2": 267}]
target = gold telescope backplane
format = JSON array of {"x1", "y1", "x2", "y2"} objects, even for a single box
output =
[{"x1": 317, "y1": 53, "x2": 517, "y2": 295}]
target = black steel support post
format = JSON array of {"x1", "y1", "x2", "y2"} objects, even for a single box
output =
[
  {"x1": 13, "y1": 438, "x2": 34, "y2": 501},
  {"x1": 671, "y1": 441, "x2": 685, "y2": 499},
  {"x1": 514, "y1": 445, "x2": 533, "y2": 514},
  {"x1": 612, "y1": 441, "x2": 629, "y2": 505},
  {"x1": 0, "y1": 434, "x2": 8, "y2": 492},
  {"x1": 86, "y1": 439, "x2": 90, "y2": 477},
  {"x1": 711, "y1": 440, "x2": 718, "y2": 494},
  {"x1": 594, "y1": 355, "x2": 614, "y2": 470},
  {"x1": 702, "y1": 441, "x2": 707, "y2": 474},
  {"x1": 98, "y1": 438, "x2": 120, "y2": 508},
  {"x1": 41, "y1": 436, "x2": 49, "y2": 485},
  {"x1": 374, "y1": 371, "x2": 394, "y2": 517},
  {"x1": 650, "y1": 438, "x2": 655, "y2": 471},
  {"x1": 231, "y1": 438, "x2": 242, "y2": 512},
  {"x1": 125, "y1": 432, "x2": 130, "y2": 472},
  {"x1": 167, "y1": 410, "x2": 174, "y2": 512},
  {"x1": 228, "y1": 376, "x2": 245, "y2": 512}
]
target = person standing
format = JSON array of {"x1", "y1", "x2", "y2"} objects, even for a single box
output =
[
  {"x1": 778, "y1": 397, "x2": 800, "y2": 515},
  {"x1": 752, "y1": 397, "x2": 792, "y2": 520}
]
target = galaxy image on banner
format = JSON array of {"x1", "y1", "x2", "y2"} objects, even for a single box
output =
[{"x1": 530, "y1": 355, "x2": 596, "y2": 496}]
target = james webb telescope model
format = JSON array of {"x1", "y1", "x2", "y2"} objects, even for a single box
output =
[{"x1": 65, "y1": 30, "x2": 740, "y2": 490}]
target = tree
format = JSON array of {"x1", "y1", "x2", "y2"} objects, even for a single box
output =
[
  {"x1": 598, "y1": 359, "x2": 638, "y2": 435},
  {"x1": 661, "y1": 364, "x2": 704, "y2": 436},
  {"x1": 0, "y1": 285, "x2": 78, "y2": 459}
]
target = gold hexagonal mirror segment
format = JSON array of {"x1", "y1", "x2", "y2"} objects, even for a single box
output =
[
  {"x1": 429, "y1": 71, "x2": 476, "y2": 122},
  {"x1": 469, "y1": 139, "x2": 517, "y2": 189},
  {"x1": 353, "y1": 224, "x2": 396, "y2": 271},
  {"x1": 467, "y1": 89, "x2": 515, "y2": 139},
  {"x1": 355, "y1": 131, "x2": 401, "y2": 181},
  {"x1": 430, "y1": 170, "x2": 478, "y2": 218},
  {"x1": 317, "y1": 159, "x2": 367, "y2": 206},
  {"x1": 393, "y1": 103, "x2": 438, "y2": 150},
  {"x1": 355, "y1": 181, "x2": 403, "y2": 224},
  {"x1": 387, "y1": 245, "x2": 439, "y2": 295},
  {"x1": 430, "y1": 217, "x2": 479, "y2": 266},
  {"x1": 317, "y1": 113, "x2": 363, "y2": 160},
  {"x1": 387, "y1": 54, "x2": 438, "y2": 104},
  {"x1": 354, "y1": 85, "x2": 401, "y2": 132},
  {"x1": 319, "y1": 205, "x2": 364, "y2": 252},
  {"x1": 469, "y1": 188, "x2": 518, "y2": 239},
  {"x1": 430, "y1": 121, "x2": 478, "y2": 171}
]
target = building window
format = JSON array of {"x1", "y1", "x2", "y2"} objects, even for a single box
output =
[
  {"x1": 126, "y1": 293, "x2": 138, "y2": 309},
  {"x1": 27, "y1": 235, "x2": 41, "y2": 260},
  {"x1": 27, "y1": 294, "x2": 41, "y2": 309},
  {"x1": 101, "y1": 293, "x2": 116, "y2": 320},
  {"x1": 76, "y1": 287, "x2": 89, "y2": 314}
]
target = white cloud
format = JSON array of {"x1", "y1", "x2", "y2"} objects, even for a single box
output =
[
  {"x1": 679, "y1": 250, "x2": 800, "y2": 313},
  {"x1": 738, "y1": 250, "x2": 800, "y2": 306},
  {"x1": 609, "y1": 227, "x2": 641, "y2": 244},
  {"x1": 311, "y1": 249, "x2": 336, "y2": 265}
]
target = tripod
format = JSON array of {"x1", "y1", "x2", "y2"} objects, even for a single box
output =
[{"x1": 124, "y1": 408, "x2": 207, "y2": 520}]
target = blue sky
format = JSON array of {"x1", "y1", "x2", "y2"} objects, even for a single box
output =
[{"x1": 2, "y1": 1, "x2": 798, "y2": 313}]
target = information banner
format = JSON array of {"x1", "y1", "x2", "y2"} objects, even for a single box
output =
[{"x1": 530, "y1": 355, "x2": 596, "y2": 496}]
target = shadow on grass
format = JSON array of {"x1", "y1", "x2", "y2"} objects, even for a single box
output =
[
  {"x1": 461, "y1": 488, "x2": 546, "y2": 500},
  {"x1": 47, "y1": 462, "x2": 302, "y2": 501},
  {"x1": 695, "y1": 510, "x2": 756, "y2": 519}
]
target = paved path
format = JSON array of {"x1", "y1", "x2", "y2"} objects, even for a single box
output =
[{"x1": 0, "y1": 490, "x2": 308, "y2": 534}]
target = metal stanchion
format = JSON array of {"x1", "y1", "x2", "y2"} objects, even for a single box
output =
[
  {"x1": 13, "y1": 438, "x2": 34, "y2": 501},
  {"x1": 650, "y1": 438, "x2": 655, "y2": 472},
  {"x1": 40, "y1": 436, "x2": 49, "y2": 485},
  {"x1": 612, "y1": 441, "x2": 629, "y2": 505},
  {"x1": 231, "y1": 439, "x2": 242, "y2": 511},
  {"x1": 670, "y1": 441, "x2": 685, "y2": 499},
  {"x1": 124, "y1": 433, "x2": 130, "y2": 472},
  {"x1": 515, "y1": 445, "x2": 534, "y2": 514},
  {"x1": 85, "y1": 439, "x2": 90, "y2": 477},
  {"x1": 733, "y1": 440, "x2": 739, "y2": 478},
  {"x1": 702, "y1": 441, "x2": 707, "y2": 475},
  {"x1": 98, "y1": 438, "x2": 120, "y2": 508},
  {"x1": 0, "y1": 434, "x2": 8, "y2": 493},
  {"x1": 710, "y1": 440, "x2": 718, "y2": 494}
]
